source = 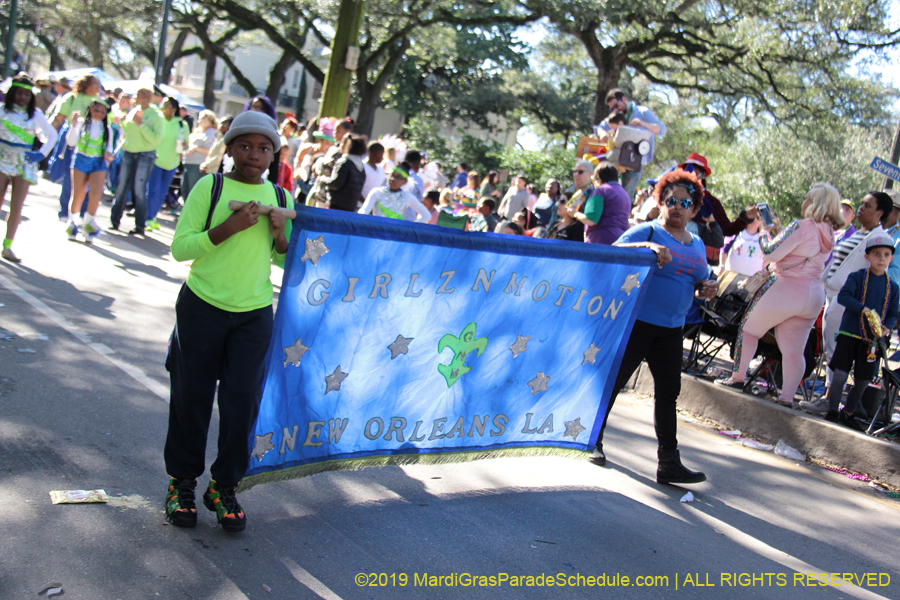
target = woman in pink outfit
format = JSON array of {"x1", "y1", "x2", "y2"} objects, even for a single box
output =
[{"x1": 718, "y1": 183, "x2": 842, "y2": 406}]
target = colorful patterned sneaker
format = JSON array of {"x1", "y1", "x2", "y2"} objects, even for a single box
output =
[
  {"x1": 65, "y1": 220, "x2": 79, "y2": 241},
  {"x1": 203, "y1": 480, "x2": 246, "y2": 532},
  {"x1": 147, "y1": 219, "x2": 160, "y2": 231},
  {"x1": 165, "y1": 477, "x2": 198, "y2": 527}
]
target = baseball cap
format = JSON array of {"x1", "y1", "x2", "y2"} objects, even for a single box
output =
[{"x1": 865, "y1": 234, "x2": 895, "y2": 254}]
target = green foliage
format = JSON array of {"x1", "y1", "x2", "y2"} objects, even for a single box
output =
[
  {"x1": 451, "y1": 135, "x2": 504, "y2": 176},
  {"x1": 711, "y1": 121, "x2": 892, "y2": 221},
  {"x1": 383, "y1": 23, "x2": 529, "y2": 128},
  {"x1": 403, "y1": 116, "x2": 451, "y2": 163},
  {"x1": 498, "y1": 146, "x2": 574, "y2": 187}
]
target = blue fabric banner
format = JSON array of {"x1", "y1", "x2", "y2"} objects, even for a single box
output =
[{"x1": 242, "y1": 209, "x2": 656, "y2": 487}]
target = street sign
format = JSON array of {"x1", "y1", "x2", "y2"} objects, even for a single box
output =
[{"x1": 870, "y1": 156, "x2": 900, "y2": 182}]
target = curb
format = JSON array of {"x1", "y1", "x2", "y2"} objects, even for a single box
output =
[{"x1": 631, "y1": 367, "x2": 900, "y2": 488}]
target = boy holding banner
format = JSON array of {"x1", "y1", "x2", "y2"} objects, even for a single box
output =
[{"x1": 163, "y1": 111, "x2": 291, "y2": 533}]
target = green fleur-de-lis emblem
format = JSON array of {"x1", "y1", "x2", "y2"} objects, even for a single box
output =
[{"x1": 437, "y1": 322, "x2": 489, "y2": 388}]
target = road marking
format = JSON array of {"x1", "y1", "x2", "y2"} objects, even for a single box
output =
[
  {"x1": 0, "y1": 272, "x2": 169, "y2": 402},
  {"x1": 686, "y1": 507, "x2": 894, "y2": 600},
  {"x1": 281, "y1": 557, "x2": 346, "y2": 600}
]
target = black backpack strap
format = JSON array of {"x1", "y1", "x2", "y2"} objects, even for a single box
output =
[
  {"x1": 204, "y1": 173, "x2": 224, "y2": 231},
  {"x1": 272, "y1": 182, "x2": 287, "y2": 210},
  {"x1": 647, "y1": 225, "x2": 654, "y2": 242}
]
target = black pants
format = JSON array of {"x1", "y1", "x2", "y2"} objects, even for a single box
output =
[
  {"x1": 164, "y1": 286, "x2": 273, "y2": 487},
  {"x1": 595, "y1": 320, "x2": 682, "y2": 450}
]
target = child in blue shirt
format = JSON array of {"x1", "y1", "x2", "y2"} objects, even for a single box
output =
[{"x1": 825, "y1": 234, "x2": 899, "y2": 429}]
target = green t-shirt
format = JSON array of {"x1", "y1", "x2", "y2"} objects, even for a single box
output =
[
  {"x1": 53, "y1": 93, "x2": 100, "y2": 125},
  {"x1": 172, "y1": 175, "x2": 294, "y2": 312},
  {"x1": 584, "y1": 193, "x2": 605, "y2": 224},
  {"x1": 155, "y1": 117, "x2": 189, "y2": 170},
  {"x1": 122, "y1": 104, "x2": 163, "y2": 153}
]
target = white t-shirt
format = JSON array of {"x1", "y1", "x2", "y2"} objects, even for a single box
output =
[
  {"x1": 362, "y1": 161, "x2": 387, "y2": 201},
  {"x1": 723, "y1": 230, "x2": 763, "y2": 276}
]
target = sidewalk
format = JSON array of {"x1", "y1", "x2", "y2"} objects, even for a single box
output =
[{"x1": 632, "y1": 367, "x2": 900, "y2": 488}]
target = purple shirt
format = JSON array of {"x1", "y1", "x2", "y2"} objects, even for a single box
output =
[{"x1": 585, "y1": 182, "x2": 632, "y2": 244}]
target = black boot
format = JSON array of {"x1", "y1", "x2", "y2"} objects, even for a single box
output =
[
  {"x1": 589, "y1": 443, "x2": 606, "y2": 466},
  {"x1": 657, "y1": 448, "x2": 706, "y2": 485}
]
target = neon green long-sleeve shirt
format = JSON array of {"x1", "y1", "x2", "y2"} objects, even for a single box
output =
[
  {"x1": 172, "y1": 175, "x2": 293, "y2": 312},
  {"x1": 121, "y1": 105, "x2": 163, "y2": 153}
]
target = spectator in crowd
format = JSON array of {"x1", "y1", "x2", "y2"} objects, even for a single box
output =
[
  {"x1": 880, "y1": 190, "x2": 900, "y2": 284},
  {"x1": 808, "y1": 191, "x2": 892, "y2": 405},
  {"x1": 479, "y1": 170, "x2": 501, "y2": 199},
  {"x1": 450, "y1": 162, "x2": 468, "y2": 190},
  {"x1": 718, "y1": 183, "x2": 840, "y2": 407},
  {"x1": 499, "y1": 174, "x2": 529, "y2": 221},
  {"x1": 835, "y1": 200, "x2": 857, "y2": 244},
  {"x1": 597, "y1": 88, "x2": 667, "y2": 199},
  {"x1": 359, "y1": 161, "x2": 430, "y2": 221},
  {"x1": 423, "y1": 190, "x2": 440, "y2": 224},
  {"x1": 402, "y1": 150, "x2": 425, "y2": 202},
  {"x1": 526, "y1": 183, "x2": 538, "y2": 209},
  {"x1": 49, "y1": 74, "x2": 101, "y2": 220},
  {"x1": 200, "y1": 115, "x2": 233, "y2": 175},
  {"x1": 34, "y1": 78, "x2": 55, "y2": 113},
  {"x1": 110, "y1": 87, "x2": 163, "y2": 235},
  {"x1": 0, "y1": 73, "x2": 58, "y2": 262},
  {"x1": 591, "y1": 168, "x2": 714, "y2": 484},
  {"x1": 532, "y1": 178, "x2": 562, "y2": 227},
  {"x1": 545, "y1": 194, "x2": 584, "y2": 242},
  {"x1": 438, "y1": 188, "x2": 455, "y2": 212},
  {"x1": 181, "y1": 110, "x2": 218, "y2": 200},
  {"x1": 720, "y1": 214, "x2": 764, "y2": 276},
  {"x1": 308, "y1": 118, "x2": 352, "y2": 207},
  {"x1": 495, "y1": 221, "x2": 523, "y2": 235},
  {"x1": 361, "y1": 141, "x2": 386, "y2": 203},
  {"x1": 471, "y1": 198, "x2": 499, "y2": 233},
  {"x1": 277, "y1": 137, "x2": 294, "y2": 192},
  {"x1": 807, "y1": 234, "x2": 899, "y2": 429},
  {"x1": 686, "y1": 200, "x2": 724, "y2": 264},
  {"x1": 280, "y1": 116, "x2": 301, "y2": 168},
  {"x1": 44, "y1": 77, "x2": 72, "y2": 119},
  {"x1": 178, "y1": 107, "x2": 194, "y2": 131},
  {"x1": 571, "y1": 163, "x2": 630, "y2": 244},
  {"x1": 568, "y1": 159, "x2": 595, "y2": 209},
  {"x1": 323, "y1": 133, "x2": 367, "y2": 212},
  {"x1": 146, "y1": 97, "x2": 190, "y2": 231},
  {"x1": 454, "y1": 170, "x2": 480, "y2": 210},
  {"x1": 680, "y1": 153, "x2": 758, "y2": 266},
  {"x1": 243, "y1": 96, "x2": 276, "y2": 120},
  {"x1": 422, "y1": 161, "x2": 447, "y2": 192}
]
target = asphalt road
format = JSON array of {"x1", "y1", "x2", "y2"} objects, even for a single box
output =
[{"x1": 0, "y1": 180, "x2": 898, "y2": 600}]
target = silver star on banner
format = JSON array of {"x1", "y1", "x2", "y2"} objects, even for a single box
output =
[
  {"x1": 325, "y1": 365, "x2": 348, "y2": 394},
  {"x1": 300, "y1": 235, "x2": 330, "y2": 265},
  {"x1": 283, "y1": 337, "x2": 310, "y2": 367},
  {"x1": 509, "y1": 335, "x2": 531, "y2": 358},
  {"x1": 563, "y1": 418, "x2": 586, "y2": 441},
  {"x1": 387, "y1": 334, "x2": 414, "y2": 359},
  {"x1": 251, "y1": 432, "x2": 275, "y2": 461},
  {"x1": 620, "y1": 273, "x2": 641, "y2": 296},
  {"x1": 582, "y1": 343, "x2": 600, "y2": 365},
  {"x1": 527, "y1": 371, "x2": 551, "y2": 395}
]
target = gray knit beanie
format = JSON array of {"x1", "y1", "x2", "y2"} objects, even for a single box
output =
[{"x1": 224, "y1": 111, "x2": 281, "y2": 152}]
